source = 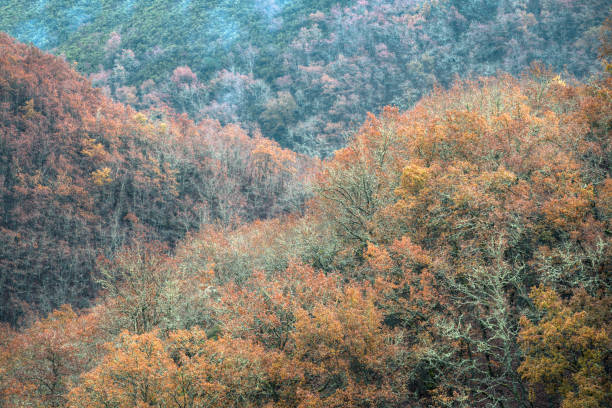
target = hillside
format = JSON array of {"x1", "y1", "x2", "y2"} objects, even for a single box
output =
[
  {"x1": 0, "y1": 33, "x2": 315, "y2": 324},
  {"x1": 0, "y1": 4, "x2": 611, "y2": 408},
  {"x1": 1, "y1": 39, "x2": 610, "y2": 406},
  {"x1": 1, "y1": 0, "x2": 608, "y2": 155}
]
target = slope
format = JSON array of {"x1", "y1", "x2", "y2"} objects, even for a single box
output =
[
  {"x1": 0, "y1": 33, "x2": 315, "y2": 324},
  {"x1": 1, "y1": 1, "x2": 608, "y2": 155}
]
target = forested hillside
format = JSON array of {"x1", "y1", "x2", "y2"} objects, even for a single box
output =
[
  {"x1": 0, "y1": 2, "x2": 611, "y2": 408},
  {"x1": 0, "y1": 33, "x2": 315, "y2": 324},
  {"x1": 1, "y1": 0, "x2": 607, "y2": 154},
  {"x1": 1, "y1": 33, "x2": 611, "y2": 408}
]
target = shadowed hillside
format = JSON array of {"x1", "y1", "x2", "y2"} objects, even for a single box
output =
[{"x1": 0, "y1": 33, "x2": 315, "y2": 324}]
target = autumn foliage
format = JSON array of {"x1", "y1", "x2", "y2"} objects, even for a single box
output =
[
  {"x1": 0, "y1": 33, "x2": 315, "y2": 324},
  {"x1": 1, "y1": 32, "x2": 611, "y2": 408}
]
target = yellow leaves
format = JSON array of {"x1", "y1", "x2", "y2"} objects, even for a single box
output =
[
  {"x1": 551, "y1": 74, "x2": 567, "y2": 88},
  {"x1": 528, "y1": 285, "x2": 564, "y2": 312},
  {"x1": 91, "y1": 167, "x2": 112, "y2": 186},
  {"x1": 20, "y1": 98, "x2": 40, "y2": 120},
  {"x1": 133, "y1": 112, "x2": 148, "y2": 124},
  {"x1": 81, "y1": 138, "x2": 109, "y2": 161},
  {"x1": 518, "y1": 287, "x2": 611, "y2": 407},
  {"x1": 397, "y1": 164, "x2": 430, "y2": 197}
]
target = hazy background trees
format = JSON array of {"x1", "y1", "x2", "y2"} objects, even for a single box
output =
[{"x1": 1, "y1": 0, "x2": 607, "y2": 155}]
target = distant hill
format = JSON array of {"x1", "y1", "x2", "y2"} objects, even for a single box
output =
[{"x1": 1, "y1": 0, "x2": 608, "y2": 155}]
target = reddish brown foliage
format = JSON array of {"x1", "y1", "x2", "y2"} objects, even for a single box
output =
[{"x1": 0, "y1": 34, "x2": 316, "y2": 324}]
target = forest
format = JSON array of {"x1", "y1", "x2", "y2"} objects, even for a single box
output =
[{"x1": 0, "y1": 1, "x2": 611, "y2": 407}]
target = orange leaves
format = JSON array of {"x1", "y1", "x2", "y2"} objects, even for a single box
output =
[
  {"x1": 294, "y1": 286, "x2": 384, "y2": 366},
  {"x1": 2, "y1": 29, "x2": 612, "y2": 408},
  {"x1": 0, "y1": 305, "x2": 104, "y2": 407},
  {"x1": 291, "y1": 284, "x2": 395, "y2": 407},
  {"x1": 316, "y1": 109, "x2": 408, "y2": 245},
  {"x1": 69, "y1": 328, "x2": 294, "y2": 408},
  {"x1": 354, "y1": 73, "x2": 610, "y2": 256},
  {"x1": 187, "y1": 257, "x2": 397, "y2": 406},
  {"x1": 542, "y1": 183, "x2": 595, "y2": 231},
  {"x1": 68, "y1": 330, "x2": 175, "y2": 408},
  {"x1": 441, "y1": 109, "x2": 489, "y2": 160},
  {"x1": 250, "y1": 135, "x2": 297, "y2": 178},
  {"x1": 308, "y1": 69, "x2": 612, "y2": 406},
  {"x1": 0, "y1": 33, "x2": 317, "y2": 326},
  {"x1": 389, "y1": 236, "x2": 432, "y2": 270},
  {"x1": 364, "y1": 243, "x2": 394, "y2": 277},
  {"x1": 217, "y1": 261, "x2": 340, "y2": 350}
]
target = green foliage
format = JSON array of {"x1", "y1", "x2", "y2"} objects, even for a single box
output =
[{"x1": 2, "y1": 1, "x2": 607, "y2": 155}]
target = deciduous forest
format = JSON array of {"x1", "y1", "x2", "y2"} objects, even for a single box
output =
[{"x1": 0, "y1": 1, "x2": 610, "y2": 407}]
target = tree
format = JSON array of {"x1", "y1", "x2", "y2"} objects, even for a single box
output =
[
  {"x1": 290, "y1": 285, "x2": 397, "y2": 407},
  {"x1": 315, "y1": 107, "x2": 409, "y2": 249},
  {"x1": 68, "y1": 330, "x2": 176, "y2": 408},
  {"x1": 97, "y1": 241, "x2": 182, "y2": 334},
  {"x1": 311, "y1": 69, "x2": 611, "y2": 406},
  {"x1": 0, "y1": 305, "x2": 103, "y2": 407},
  {"x1": 518, "y1": 287, "x2": 611, "y2": 408},
  {"x1": 68, "y1": 328, "x2": 294, "y2": 408}
]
